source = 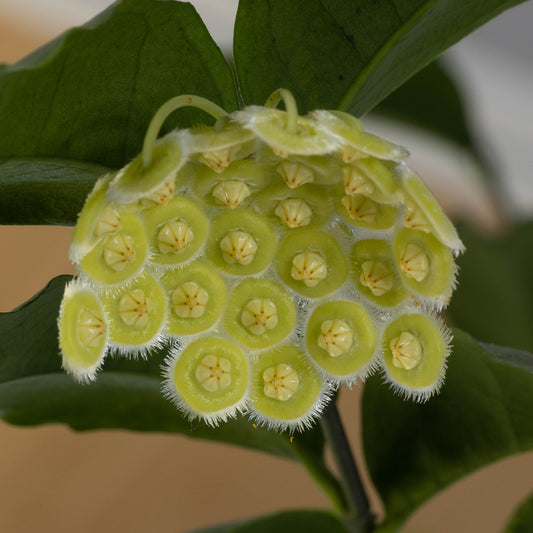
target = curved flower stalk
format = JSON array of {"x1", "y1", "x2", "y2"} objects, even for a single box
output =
[{"x1": 58, "y1": 89, "x2": 463, "y2": 431}]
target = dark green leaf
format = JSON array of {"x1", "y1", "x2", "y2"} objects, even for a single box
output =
[
  {"x1": 0, "y1": 276, "x2": 324, "y2": 461},
  {"x1": 362, "y1": 329, "x2": 533, "y2": 533},
  {"x1": 0, "y1": 275, "x2": 71, "y2": 383},
  {"x1": 0, "y1": 373, "x2": 316, "y2": 458},
  {"x1": 189, "y1": 510, "x2": 349, "y2": 533},
  {"x1": 189, "y1": 522, "x2": 238, "y2": 533},
  {"x1": 234, "y1": 0, "x2": 527, "y2": 115},
  {"x1": 448, "y1": 222, "x2": 533, "y2": 352},
  {"x1": 505, "y1": 491, "x2": 533, "y2": 533},
  {"x1": 483, "y1": 343, "x2": 533, "y2": 374},
  {"x1": 0, "y1": 159, "x2": 108, "y2": 225},
  {"x1": 372, "y1": 60, "x2": 472, "y2": 147},
  {"x1": 372, "y1": 60, "x2": 502, "y2": 196},
  {"x1": 0, "y1": 0, "x2": 237, "y2": 171}
]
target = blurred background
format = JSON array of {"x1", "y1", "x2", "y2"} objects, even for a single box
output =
[{"x1": 0, "y1": 1, "x2": 532, "y2": 532}]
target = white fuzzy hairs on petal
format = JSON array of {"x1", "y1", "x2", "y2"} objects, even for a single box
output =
[{"x1": 58, "y1": 90, "x2": 462, "y2": 431}]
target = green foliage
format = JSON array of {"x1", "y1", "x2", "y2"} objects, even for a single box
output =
[
  {"x1": 0, "y1": 0, "x2": 532, "y2": 531},
  {"x1": 0, "y1": 276, "x2": 325, "y2": 461},
  {"x1": 374, "y1": 60, "x2": 472, "y2": 147},
  {"x1": 448, "y1": 222, "x2": 533, "y2": 352},
  {"x1": 505, "y1": 491, "x2": 533, "y2": 533},
  {"x1": 0, "y1": 0, "x2": 237, "y2": 224},
  {"x1": 0, "y1": 159, "x2": 108, "y2": 224},
  {"x1": 1, "y1": 0, "x2": 519, "y2": 225},
  {"x1": 373, "y1": 60, "x2": 497, "y2": 188},
  {"x1": 189, "y1": 510, "x2": 349, "y2": 533},
  {"x1": 362, "y1": 329, "x2": 533, "y2": 533},
  {"x1": 234, "y1": 0, "x2": 527, "y2": 116}
]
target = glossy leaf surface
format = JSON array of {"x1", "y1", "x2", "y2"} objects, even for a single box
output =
[
  {"x1": 189, "y1": 510, "x2": 349, "y2": 533},
  {"x1": 373, "y1": 60, "x2": 472, "y2": 147},
  {"x1": 449, "y1": 222, "x2": 533, "y2": 353},
  {"x1": 363, "y1": 329, "x2": 533, "y2": 533},
  {"x1": 505, "y1": 491, "x2": 533, "y2": 533},
  {"x1": 234, "y1": 0, "x2": 527, "y2": 115},
  {"x1": 0, "y1": 0, "x2": 237, "y2": 169},
  {"x1": 0, "y1": 159, "x2": 108, "y2": 225},
  {"x1": 0, "y1": 276, "x2": 324, "y2": 461}
]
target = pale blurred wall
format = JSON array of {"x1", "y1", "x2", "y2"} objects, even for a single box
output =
[{"x1": 0, "y1": 3, "x2": 532, "y2": 533}]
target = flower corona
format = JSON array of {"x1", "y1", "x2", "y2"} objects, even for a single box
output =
[{"x1": 58, "y1": 89, "x2": 463, "y2": 431}]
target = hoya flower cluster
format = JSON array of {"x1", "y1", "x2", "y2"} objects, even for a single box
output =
[{"x1": 58, "y1": 90, "x2": 463, "y2": 431}]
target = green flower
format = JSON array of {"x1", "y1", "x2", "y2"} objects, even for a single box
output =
[{"x1": 58, "y1": 89, "x2": 461, "y2": 430}]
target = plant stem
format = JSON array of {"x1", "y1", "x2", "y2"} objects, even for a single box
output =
[
  {"x1": 141, "y1": 94, "x2": 227, "y2": 168},
  {"x1": 320, "y1": 401, "x2": 374, "y2": 533},
  {"x1": 264, "y1": 88, "x2": 299, "y2": 134}
]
